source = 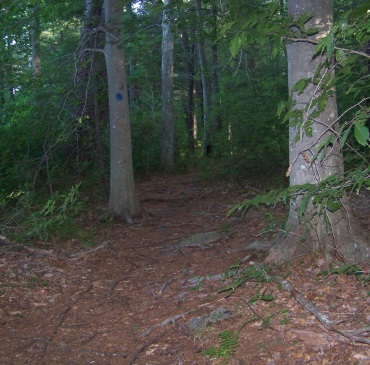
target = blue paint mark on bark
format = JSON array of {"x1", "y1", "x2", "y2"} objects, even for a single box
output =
[{"x1": 116, "y1": 93, "x2": 123, "y2": 101}]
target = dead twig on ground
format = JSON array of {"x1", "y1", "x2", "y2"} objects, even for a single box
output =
[
  {"x1": 68, "y1": 241, "x2": 109, "y2": 258},
  {"x1": 98, "y1": 275, "x2": 133, "y2": 301}
]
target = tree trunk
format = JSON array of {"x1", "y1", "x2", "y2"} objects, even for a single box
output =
[
  {"x1": 125, "y1": 3, "x2": 138, "y2": 106},
  {"x1": 104, "y1": 0, "x2": 141, "y2": 222},
  {"x1": 194, "y1": 0, "x2": 211, "y2": 155},
  {"x1": 160, "y1": 0, "x2": 175, "y2": 170},
  {"x1": 31, "y1": 9, "x2": 42, "y2": 76},
  {"x1": 268, "y1": 0, "x2": 369, "y2": 263},
  {"x1": 210, "y1": 3, "x2": 221, "y2": 132},
  {"x1": 93, "y1": 83, "x2": 109, "y2": 198},
  {"x1": 181, "y1": 21, "x2": 196, "y2": 154}
]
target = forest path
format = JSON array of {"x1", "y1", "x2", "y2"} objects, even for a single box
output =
[{"x1": 0, "y1": 172, "x2": 369, "y2": 364}]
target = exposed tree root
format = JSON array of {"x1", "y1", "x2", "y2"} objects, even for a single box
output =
[
  {"x1": 139, "y1": 312, "x2": 191, "y2": 338},
  {"x1": 42, "y1": 284, "x2": 93, "y2": 354}
]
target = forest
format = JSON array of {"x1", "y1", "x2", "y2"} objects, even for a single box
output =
[{"x1": 0, "y1": 0, "x2": 370, "y2": 364}]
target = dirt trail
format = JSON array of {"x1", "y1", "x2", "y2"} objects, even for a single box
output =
[{"x1": 0, "y1": 172, "x2": 369, "y2": 364}]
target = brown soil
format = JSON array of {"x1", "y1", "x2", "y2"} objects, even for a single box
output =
[{"x1": 0, "y1": 172, "x2": 369, "y2": 365}]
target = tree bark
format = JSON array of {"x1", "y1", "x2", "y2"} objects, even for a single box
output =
[
  {"x1": 181, "y1": 25, "x2": 196, "y2": 154},
  {"x1": 194, "y1": 0, "x2": 211, "y2": 156},
  {"x1": 125, "y1": 3, "x2": 138, "y2": 106},
  {"x1": 160, "y1": 0, "x2": 175, "y2": 170},
  {"x1": 210, "y1": 3, "x2": 221, "y2": 133},
  {"x1": 104, "y1": 0, "x2": 141, "y2": 222},
  {"x1": 267, "y1": 0, "x2": 369, "y2": 263}
]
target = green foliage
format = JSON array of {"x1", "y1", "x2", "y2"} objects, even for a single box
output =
[
  {"x1": 220, "y1": 262, "x2": 272, "y2": 298},
  {"x1": 248, "y1": 289, "x2": 274, "y2": 303},
  {"x1": 317, "y1": 263, "x2": 370, "y2": 285},
  {"x1": 1, "y1": 183, "x2": 82, "y2": 242},
  {"x1": 228, "y1": 167, "x2": 370, "y2": 227},
  {"x1": 202, "y1": 330, "x2": 238, "y2": 360}
]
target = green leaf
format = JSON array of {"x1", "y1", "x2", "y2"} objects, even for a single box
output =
[
  {"x1": 261, "y1": 294, "x2": 274, "y2": 301},
  {"x1": 297, "y1": 13, "x2": 314, "y2": 25},
  {"x1": 306, "y1": 27, "x2": 319, "y2": 36},
  {"x1": 219, "y1": 22, "x2": 235, "y2": 35},
  {"x1": 354, "y1": 124, "x2": 369, "y2": 146},
  {"x1": 230, "y1": 36, "x2": 241, "y2": 57},
  {"x1": 298, "y1": 194, "x2": 311, "y2": 220},
  {"x1": 340, "y1": 126, "x2": 352, "y2": 148},
  {"x1": 326, "y1": 200, "x2": 342, "y2": 212},
  {"x1": 292, "y1": 78, "x2": 309, "y2": 94},
  {"x1": 326, "y1": 28, "x2": 335, "y2": 61}
]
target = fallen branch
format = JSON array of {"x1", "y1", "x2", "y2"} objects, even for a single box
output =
[
  {"x1": 68, "y1": 241, "x2": 109, "y2": 258},
  {"x1": 273, "y1": 276, "x2": 370, "y2": 345},
  {"x1": 158, "y1": 278, "x2": 177, "y2": 294},
  {"x1": 127, "y1": 333, "x2": 165, "y2": 365}
]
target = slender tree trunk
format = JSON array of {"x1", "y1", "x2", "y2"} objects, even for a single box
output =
[
  {"x1": 160, "y1": 0, "x2": 175, "y2": 170},
  {"x1": 194, "y1": 0, "x2": 211, "y2": 155},
  {"x1": 268, "y1": 0, "x2": 369, "y2": 263},
  {"x1": 93, "y1": 83, "x2": 109, "y2": 197},
  {"x1": 210, "y1": 3, "x2": 220, "y2": 132},
  {"x1": 181, "y1": 24, "x2": 196, "y2": 153},
  {"x1": 104, "y1": 0, "x2": 141, "y2": 222},
  {"x1": 31, "y1": 10, "x2": 42, "y2": 76}
]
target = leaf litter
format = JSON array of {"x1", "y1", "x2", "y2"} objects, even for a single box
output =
[{"x1": 0, "y1": 172, "x2": 369, "y2": 364}]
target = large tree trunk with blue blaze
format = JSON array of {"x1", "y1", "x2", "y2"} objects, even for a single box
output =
[
  {"x1": 267, "y1": 0, "x2": 369, "y2": 263},
  {"x1": 104, "y1": 0, "x2": 141, "y2": 223}
]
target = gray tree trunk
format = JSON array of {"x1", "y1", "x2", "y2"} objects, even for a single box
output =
[
  {"x1": 160, "y1": 0, "x2": 175, "y2": 170},
  {"x1": 268, "y1": 0, "x2": 369, "y2": 263},
  {"x1": 104, "y1": 0, "x2": 141, "y2": 222},
  {"x1": 181, "y1": 24, "x2": 196, "y2": 153},
  {"x1": 125, "y1": 3, "x2": 138, "y2": 106},
  {"x1": 194, "y1": 0, "x2": 211, "y2": 155}
]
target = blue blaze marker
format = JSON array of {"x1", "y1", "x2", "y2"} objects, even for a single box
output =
[{"x1": 116, "y1": 93, "x2": 123, "y2": 101}]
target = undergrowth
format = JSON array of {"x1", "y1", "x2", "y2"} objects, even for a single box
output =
[{"x1": 0, "y1": 183, "x2": 82, "y2": 243}]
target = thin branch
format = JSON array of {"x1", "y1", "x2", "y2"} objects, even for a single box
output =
[
  {"x1": 284, "y1": 37, "x2": 370, "y2": 59},
  {"x1": 68, "y1": 241, "x2": 109, "y2": 258}
]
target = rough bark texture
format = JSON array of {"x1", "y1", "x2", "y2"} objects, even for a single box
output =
[
  {"x1": 104, "y1": 0, "x2": 141, "y2": 222},
  {"x1": 268, "y1": 0, "x2": 369, "y2": 263},
  {"x1": 160, "y1": 0, "x2": 175, "y2": 171}
]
